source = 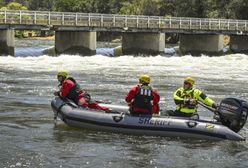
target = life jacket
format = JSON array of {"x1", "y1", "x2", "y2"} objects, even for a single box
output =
[
  {"x1": 181, "y1": 89, "x2": 196, "y2": 109},
  {"x1": 66, "y1": 77, "x2": 82, "y2": 104},
  {"x1": 174, "y1": 87, "x2": 215, "y2": 114},
  {"x1": 132, "y1": 85, "x2": 153, "y2": 113},
  {"x1": 175, "y1": 88, "x2": 197, "y2": 113}
]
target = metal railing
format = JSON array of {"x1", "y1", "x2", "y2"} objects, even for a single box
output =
[{"x1": 0, "y1": 10, "x2": 247, "y2": 32}]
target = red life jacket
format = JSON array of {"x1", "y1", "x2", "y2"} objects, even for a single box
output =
[{"x1": 65, "y1": 77, "x2": 82, "y2": 104}]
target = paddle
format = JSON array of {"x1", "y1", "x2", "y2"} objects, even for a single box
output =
[
  {"x1": 197, "y1": 101, "x2": 218, "y2": 114},
  {"x1": 94, "y1": 100, "x2": 112, "y2": 104}
]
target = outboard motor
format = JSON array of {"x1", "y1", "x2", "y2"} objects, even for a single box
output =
[{"x1": 217, "y1": 98, "x2": 248, "y2": 132}]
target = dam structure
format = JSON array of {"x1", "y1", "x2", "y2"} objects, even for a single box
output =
[{"x1": 0, "y1": 10, "x2": 248, "y2": 56}]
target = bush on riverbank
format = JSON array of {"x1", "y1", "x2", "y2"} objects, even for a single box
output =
[{"x1": 14, "y1": 30, "x2": 55, "y2": 39}]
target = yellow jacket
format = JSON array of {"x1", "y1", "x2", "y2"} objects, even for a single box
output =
[{"x1": 173, "y1": 87, "x2": 215, "y2": 114}]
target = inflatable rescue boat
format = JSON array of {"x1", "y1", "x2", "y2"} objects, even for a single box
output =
[{"x1": 51, "y1": 97, "x2": 248, "y2": 141}]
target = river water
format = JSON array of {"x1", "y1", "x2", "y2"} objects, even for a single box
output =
[{"x1": 0, "y1": 39, "x2": 248, "y2": 168}]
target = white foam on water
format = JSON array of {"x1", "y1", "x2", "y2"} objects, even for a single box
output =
[{"x1": 1, "y1": 54, "x2": 248, "y2": 81}]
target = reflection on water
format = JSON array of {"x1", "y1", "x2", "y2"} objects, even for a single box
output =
[{"x1": 0, "y1": 39, "x2": 248, "y2": 167}]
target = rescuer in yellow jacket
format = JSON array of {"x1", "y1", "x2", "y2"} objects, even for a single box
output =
[{"x1": 172, "y1": 77, "x2": 217, "y2": 117}]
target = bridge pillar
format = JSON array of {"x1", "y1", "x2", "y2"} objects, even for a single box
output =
[
  {"x1": 55, "y1": 31, "x2": 96, "y2": 56},
  {"x1": 0, "y1": 29, "x2": 15, "y2": 56},
  {"x1": 180, "y1": 34, "x2": 224, "y2": 55},
  {"x1": 122, "y1": 33, "x2": 165, "y2": 55},
  {"x1": 230, "y1": 35, "x2": 248, "y2": 53}
]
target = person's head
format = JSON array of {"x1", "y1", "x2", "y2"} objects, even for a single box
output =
[
  {"x1": 139, "y1": 74, "x2": 150, "y2": 85},
  {"x1": 57, "y1": 70, "x2": 69, "y2": 83},
  {"x1": 183, "y1": 77, "x2": 195, "y2": 90}
]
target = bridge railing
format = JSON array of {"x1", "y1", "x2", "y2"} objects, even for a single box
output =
[{"x1": 0, "y1": 10, "x2": 247, "y2": 32}]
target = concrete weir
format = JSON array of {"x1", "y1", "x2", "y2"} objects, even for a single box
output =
[
  {"x1": 122, "y1": 33, "x2": 165, "y2": 55},
  {"x1": 55, "y1": 31, "x2": 96, "y2": 56},
  {"x1": 180, "y1": 34, "x2": 224, "y2": 55},
  {"x1": 230, "y1": 35, "x2": 248, "y2": 53},
  {"x1": 0, "y1": 29, "x2": 15, "y2": 56}
]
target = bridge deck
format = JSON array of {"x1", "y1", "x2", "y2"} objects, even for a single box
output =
[{"x1": 0, "y1": 10, "x2": 247, "y2": 34}]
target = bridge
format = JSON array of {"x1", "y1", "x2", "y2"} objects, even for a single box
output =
[{"x1": 1, "y1": 10, "x2": 248, "y2": 56}]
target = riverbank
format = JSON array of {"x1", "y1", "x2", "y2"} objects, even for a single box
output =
[{"x1": 31, "y1": 35, "x2": 55, "y2": 40}]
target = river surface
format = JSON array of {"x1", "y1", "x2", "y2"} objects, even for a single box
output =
[{"x1": 0, "y1": 39, "x2": 248, "y2": 168}]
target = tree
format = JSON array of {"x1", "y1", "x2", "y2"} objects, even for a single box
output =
[
  {"x1": 0, "y1": 2, "x2": 27, "y2": 10},
  {"x1": 141, "y1": 0, "x2": 160, "y2": 16},
  {"x1": 118, "y1": 0, "x2": 160, "y2": 15},
  {"x1": 171, "y1": 0, "x2": 208, "y2": 18},
  {"x1": 159, "y1": 0, "x2": 176, "y2": 17},
  {"x1": 108, "y1": 0, "x2": 125, "y2": 14},
  {"x1": 28, "y1": 0, "x2": 55, "y2": 11},
  {"x1": 55, "y1": 0, "x2": 95, "y2": 13},
  {"x1": 228, "y1": 0, "x2": 248, "y2": 19},
  {"x1": 193, "y1": 0, "x2": 205, "y2": 18},
  {"x1": 0, "y1": 0, "x2": 247, "y2": 20},
  {"x1": 90, "y1": 0, "x2": 110, "y2": 13},
  {"x1": 0, "y1": 0, "x2": 5, "y2": 7},
  {"x1": 158, "y1": 0, "x2": 206, "y2": 17},
  {"x1": 119, "y1": 0, "x2": 142, "y2": 15}
]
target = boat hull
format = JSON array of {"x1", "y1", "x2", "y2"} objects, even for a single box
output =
[{"x1": 51, "y1": 97, "x2": 245, "y2": 141}]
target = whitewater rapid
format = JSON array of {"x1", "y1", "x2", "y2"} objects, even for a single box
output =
[{"x1": 1, "y1": 53, "x2": 248, "y2": 168}]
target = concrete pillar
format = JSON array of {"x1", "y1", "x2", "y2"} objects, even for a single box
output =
[
  {"x1": 55, "y1": 31, "x2": 96, "y2": 56},
  {"x1": 180, "y1": 34, "x2": 224, "y2": 55},
  {"x1": 122, "y1": 33, "x2": 165, "y2": 55},
  {"x1": 0, "y1": 29, "x2": 15, "y2": 56},
  {"x1": 230, "y1": 35, "x2": 248, "y2": 53}
]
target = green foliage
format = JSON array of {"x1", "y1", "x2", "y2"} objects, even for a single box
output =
[
  {"x1": 141, "y1": 0, "x2": 160, "y2": 16},
  {"x1": 15, "y1": 30, "x2": 23, "y2": 38},
  {"x1": 0, "y1": 6, "x2": 7, "y2": 10},
  {"x1": 119, "y1": 0, "x2": 142, "y2": 15},
  {"x1": 1, "y1": 0, "x2": 248, "y2": 20},
  {"x1": 28, "y1": 0, "x2": 55, "y2": 10},
  {"x1": 0, "y1": 0, "x2": 5, "y2": 7},
  {"x1": 228, "y1": 0, "x2": 248, "y2": 19},
  {"x1": 54, "y1": 0, "x2": 80, "y2": 12},
  {"x1": 107, "y1": 0, "x2": 125, "y2": 14},
  {"x1": 55, "y1": 0, "x2": 122, "y2": 13},
  {"x1": 6, "y1": 2, "x2": 27, "y2": 10},
  {"x1": 0, "y1": 2, "x2": 27, "y2": 10},
  {"x1": 158, "y1": 0, "x2": 207, "y2": 18}
]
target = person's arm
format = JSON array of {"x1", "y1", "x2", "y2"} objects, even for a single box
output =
[
  {"x1": 152, "y1": 89, "x2": 160, "y2": 105},
  {"x1": 173, "y1": 88, "x2": 185, "y2": 105},
  {"x1": 54, "y1": 84, "x2": 61, "y2": 96},
  {"x1": 60, "y1": 80, "x2": 74, "y2": 97},
  {"x1": 125, "y1": 86, "x2": 138, "y2": 105},
  {"x1": 194, "y1": 89, "x2": 216, "y2": 108},
  {"x1": 152, "y1": 89, "x2": 160, "y2": 114}
]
